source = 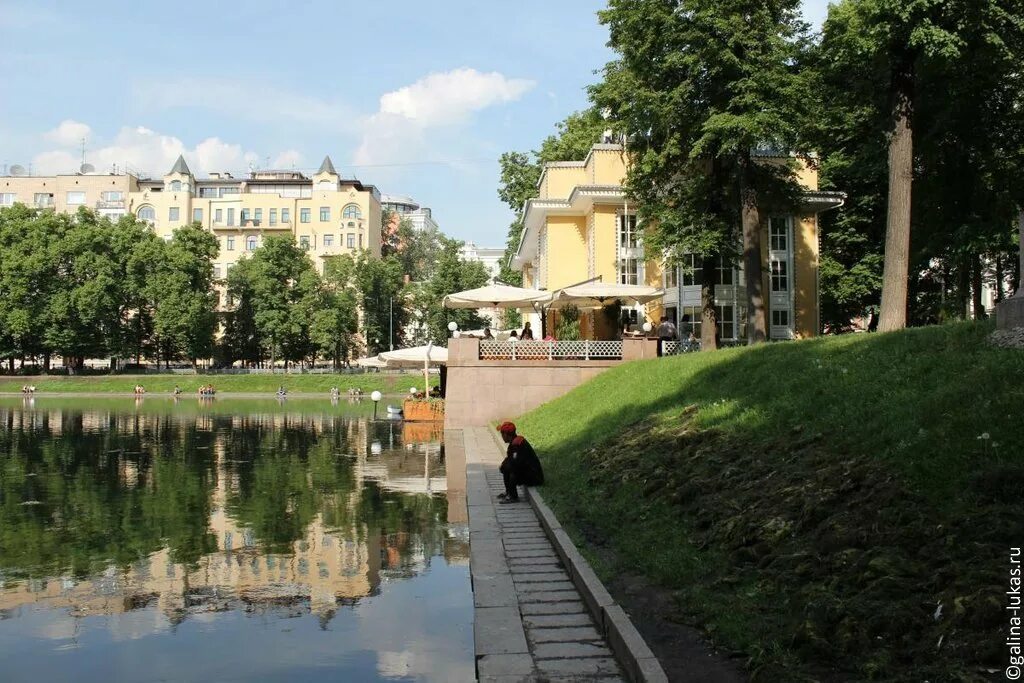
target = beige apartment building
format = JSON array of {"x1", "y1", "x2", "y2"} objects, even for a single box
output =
[{"x1": 1, "y1": 155, "x2": 383, "y2": 285}]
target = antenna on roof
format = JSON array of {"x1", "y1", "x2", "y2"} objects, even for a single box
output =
[{"x1": 79, "y1": 137, "x2": 94, "y2": 174}]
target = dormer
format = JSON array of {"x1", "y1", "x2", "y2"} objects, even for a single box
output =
[
  {"x1": 312, "y1": 155, "x2": 339, "y2": 192},
  {"x1": 164, "y1": 155, "x2": 194, "y2": 194}
]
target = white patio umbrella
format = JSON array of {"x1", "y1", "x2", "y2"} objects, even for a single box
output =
[
  {"x1": 354, "y1": 355, "x2": 388, "y2": 369},
  {"x1": 442, "y1": 283, "x2": 550, "y2": 310},
  {"x1": 378, "y1": 343, "x2": 448, "y2": 397},
  {"x1": 549, "y1": 282, "x2": 665, "y2": 309}
]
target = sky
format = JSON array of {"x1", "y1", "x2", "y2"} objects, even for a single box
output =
[{"x1": 0, "y1": 0, "x2": 833, "y2": 247}]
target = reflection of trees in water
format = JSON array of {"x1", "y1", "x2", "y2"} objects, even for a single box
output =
[{"x1": 0, "y1": 407, "x2": 450, "y2": 590}]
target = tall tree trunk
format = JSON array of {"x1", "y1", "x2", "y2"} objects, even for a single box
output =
[
  {"x1": 700, "y1": 254, "x2": 719, "y2": 351},
  {"x1": 738, "y1": 152, "x2": 766, "y2": 344},
  {"x1": 995, "y1": 255, "x2": 1005, "y2": 304},
  {"x1": 878, "y1": 55, "x2": 915, "y2": 332},
  {"x1": 971, "y1": 253, "x2": 986, "y2": 319},
  {"x1": 43, "y1": 352, "x2": 51, "y2": 374},
  {"x1": 1014, "y1": 209, "x2": 1024, "y2": 296}
]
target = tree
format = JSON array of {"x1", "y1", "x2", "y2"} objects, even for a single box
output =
[
  {"x1": 813, "y1": 0, "x2": 1024, "y2": 329},
  {"x1": 225, "y1": 236, "x2": 321, "y2": 368},
  {"x1": 353, "y1": 253, "x2": 405, "y2": 354},
  {"x1": 317, "y1": 255, "x2": 360, "y2": 368},
  {"x1": 418, "y1": 237, "x2": 491, "y2": 345},
  {"x1": 594, "y1": 0, "x2": 810, "y2": 346}
]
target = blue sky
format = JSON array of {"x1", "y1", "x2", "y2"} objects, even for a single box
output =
[{"x1": 0, "y1": 0, "x2": 833, "y2": 246}]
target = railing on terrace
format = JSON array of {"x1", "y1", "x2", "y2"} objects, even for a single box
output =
[{"x1": 479, "y1": 340, "x2": 623, "y2": 361}]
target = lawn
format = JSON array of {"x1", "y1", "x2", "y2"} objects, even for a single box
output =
[
  {"x1": 516, "y1": 322, "x2": 1024, "y2": 681},
  {"x1": 0, "y1": 372, "x2": 436, "y2": 396}
]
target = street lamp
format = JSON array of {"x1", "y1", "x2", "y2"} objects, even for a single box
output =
[
  {"x1": 642, "y1": 321, "x2": 653, "y2": 335},
  {"x1": 409, "y1": 386, "x2": 418, "y2": 397},
  {"x1": 447, "y1": 321, "x2": 458, "y2": 338},
  {"x1": 370, "y1": 390, "x2": 382, "y2": 420}
]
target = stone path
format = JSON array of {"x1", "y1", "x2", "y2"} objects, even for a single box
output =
[{"x1": 453, "y1": 426, "x2": 625, "y2": 683}]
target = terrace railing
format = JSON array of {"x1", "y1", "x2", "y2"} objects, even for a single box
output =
[{"x1": 479, "y1": 340, "x2": 623, "y2": 361}]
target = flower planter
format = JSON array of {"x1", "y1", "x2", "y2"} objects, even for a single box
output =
[{"x1": 403, "y1": 399, "x2": 445, "y2": 422}]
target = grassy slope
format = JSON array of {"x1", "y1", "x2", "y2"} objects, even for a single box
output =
[
  {"x1": 516, "y1": 322, "x2": 1024, "y2": 681},
  {"x1": 0, "y1": 373, "x2": 435, "y2": 395}
]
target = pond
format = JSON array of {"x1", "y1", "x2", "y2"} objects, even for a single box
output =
[{"x1": 0, "y1": 397, "x2": 472, "y2": 682}]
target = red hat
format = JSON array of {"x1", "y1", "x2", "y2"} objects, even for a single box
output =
[{"x1": 497, "y1": 421, "x2": 516, "y2": 434}]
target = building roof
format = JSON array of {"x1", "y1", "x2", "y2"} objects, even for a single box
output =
[
  {"x1": 317, "y1": 155, "x2": 338, "y2": 175},
  {"x1": 169, "y1": 155, "x2": 192, "y2": 176}
]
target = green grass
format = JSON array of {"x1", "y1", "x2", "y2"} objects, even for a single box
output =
[
  {"x1": 516, "y1": 322, "x2": 1024, "y2": 681},
  {"x1": 0, "y1": 372, "x2": 436, "y2": 396}
]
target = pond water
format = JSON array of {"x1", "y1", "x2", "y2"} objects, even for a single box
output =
[{"x1": 0, "y1": 397, "x2": 471, "y2": 682}]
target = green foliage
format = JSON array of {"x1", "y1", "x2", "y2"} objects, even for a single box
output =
[
  {"x1": 353, "y1": 252, "x2": 406, "y2": 354},
  {"x1": 554, "y1": 305, "x2": 581, "y2": 341},
  {"x1": 411, "y1": 236, "x2": 491, "y2": 345}
]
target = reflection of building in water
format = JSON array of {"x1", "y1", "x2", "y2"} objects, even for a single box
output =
[{"x1": 0, "y1": 405, "x2": 468, "y2": 625}]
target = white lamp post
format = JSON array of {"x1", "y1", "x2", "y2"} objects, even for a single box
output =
[
  {"x1": 642, "y1": 321, "x2": 653, "y2": 335},
  {"x1": 370, "y1": 390, "x2": 382, "y2": 420},
  {"x1": 447, "y1": 321, "x2": 458, "y2": 338}
]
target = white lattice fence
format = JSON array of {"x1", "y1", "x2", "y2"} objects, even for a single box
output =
[{"x1": 478, "y1": 340, "x2": 623, "y2": 361}]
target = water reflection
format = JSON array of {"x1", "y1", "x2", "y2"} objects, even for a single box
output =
[{"x1": 0, "y1": 400, "x2": 470, "y2": 682}]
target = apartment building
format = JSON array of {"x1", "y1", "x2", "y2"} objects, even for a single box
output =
[
  {"x1": 2, "y1": 154, "x2": 382, "y2": 277},
  {"x1": 511, "y1": 142, "x2": 844, "y2": 341},
  {"x1": 381, "y1": 194, "x2": 439, "y2": 233}
]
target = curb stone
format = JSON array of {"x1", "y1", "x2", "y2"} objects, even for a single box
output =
[{"x1": 526, "y1": 486, "x2": 670, "y2": 683}]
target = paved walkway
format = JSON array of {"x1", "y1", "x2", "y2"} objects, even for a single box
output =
[{"x1": 451, "y1": 427, "x2": 625, "y2": 683}]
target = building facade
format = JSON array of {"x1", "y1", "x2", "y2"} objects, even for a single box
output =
[
  {"x1": 381, "y1": 194, "x2": 439, "y2": 233},
  {"x1": 511, "y1": 142, "x2": 844, "y2": 341}
]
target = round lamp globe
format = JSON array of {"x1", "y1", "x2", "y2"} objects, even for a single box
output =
[
  {"x1": 447, "y1": 321, "x2": 458, "y2": 332},
  {"x1": 642, "y1": 322, "x2": 653, "y2": 333},
  {"x1": 370, "y1": 390, "x2": 382, "y2": 402}
]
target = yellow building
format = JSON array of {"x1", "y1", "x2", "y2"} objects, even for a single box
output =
[
  {"x1": 2, "y1": 155, "x2": 382, "y2": 308},
  {"x1": 511, "y1": 143, "x2": 844, "y2": 341}
]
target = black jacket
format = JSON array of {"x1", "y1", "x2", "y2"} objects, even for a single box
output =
[{"x1": 505, "y1": 436, "x2": 544, "y2": 486}]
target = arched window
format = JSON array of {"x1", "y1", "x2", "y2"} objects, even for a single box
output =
[
  {"x1": 246, "y1": 236, "x2": 258, "y2": 251},
  {"x1": 342, "y1": 204, "x2": 361, "y2": 219},
  {"x1": 170, "y1": 180, "x2": 182, "y2": 192},
  {"x1": 138, "y1": 205, "x2": 156, "y2": 223}
]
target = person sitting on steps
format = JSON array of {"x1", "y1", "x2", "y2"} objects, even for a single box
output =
[{"x1": 496, "y1": 421, "x2": 544, "y2": 504}]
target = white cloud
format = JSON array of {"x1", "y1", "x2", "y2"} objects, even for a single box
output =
[
  {"x1": 273, "y1": 149, "x2": 303, "y2": 168},
  {"x1": 44, "y1": 120, "x2": 92, "y2": 146},
  {"x1": 354, "y1": 68, "x2": 534, "y2": 166},
  {"x1": 31, "y1": 124, "x2": 292, "y2": 177}
]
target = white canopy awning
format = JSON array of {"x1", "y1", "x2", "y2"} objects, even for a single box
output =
[
  {"x1": 550, "y1": 282, "x2": 665, "y2": 309},
  {"x1": 354, "y1": 355, "x2": 388, "y2": 368},
  {"x1": 378, "y1": 344, "x2": 448, "y2": 368},
  {"x1": 442, "y1": 284, "x2": 549, "y2": 310}
]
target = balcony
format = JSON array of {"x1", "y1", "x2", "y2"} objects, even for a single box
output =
[{"x1": 95, "y1": 199, "x2": 125, "y2": 210}]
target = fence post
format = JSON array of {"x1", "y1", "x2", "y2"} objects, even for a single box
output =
[
  {"x1": 512, "y1": 342, "x2": 517, "y2": 361},
  {"x1": 585, "y1": 340, "x2": 590, "y2": 361}
]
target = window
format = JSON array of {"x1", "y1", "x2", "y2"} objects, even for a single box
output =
[
  {"x1": 192, "y1": 208, "x2": 202, "y2": 223},
  {"x1": 771, "y1": 309, "x2": 790, "y2": 327},
  {"x1": 246, "y1": 236, "x2": 258, "y2": 251},
  {"x1": 618, "y1": 214, "x2": 638, "y2": 249},
  {"x1": 226, "y1": 236, "x2": 235, "y2": 251},
  {"x1": 213, "y1": 265, "x2": 222, "y2": 279},
  {"x1": 66, "y1": 191, "x2": 86, "y2": 205},
  {"x1": 241, "y1": 208, "x2": 250, "y2": 222},
  {"x1": 681, "y1": 253, "x2": 701, "y2": 287},
  {"x1": 319, "y1": 206, "x2": 330, "y2": 221},
  {"x1": 680, "y1": 305, "x2": 737, "y2": 340},
  {"x1": 269, "y1": 209, "x2": 277, "y2": 226},
  {"x1": 323, "y1": 234, "x2": 334, "y2": 247},
  {"x1": 137, "y1": 205, "x2": 156, "y2": 222},
  {"x1": 33, "y1": 193, "x2": 52, "y2": 207},
  {"x1": 200, "y1": 187, "x2": 219, "y2": 198},
  {"x1": 227, "y1": 208, "x2": 235, "y2": 226},
  {"x1": 254, "y1": 208, "x2": 262, "y2": 223},
  {"x1": 347, "y1": 233, "x2": 355, "y2": 249},
  {"x1": 0, "y1": 193, "x2": 16, "y2": 206},
  {"x1": 282, "y1": 208, "x2": 291, "y2": 224},
  {"x1": 168, "y1": 207, "x2": 180, "y2": 222},
  {"x1": 170, "y1": 180, "x2": 181, "y2": 192},
  {"x1": 299, "y1": 235, "x2": 311, "y2": 250},
  {"x1": 664, "y1": 263, "x2": 678, "y2": 289},
  {"x1": 342, "y1": 204, "x2": 362, "y2": 219},
  {"x1": 101, "y1": 191, "x2": 123, "y2": 202},
  {"x1": 618, "y1": 258, "x2": 639, "y2": 285},
  {"x1": 770, "y1": 217, "x2": 790, "y2": 252},
  {"x1": 770, "y1": 260, "x2": 789, "y2": 292},
  {"x1": 215, "y1": 208, "x2": 223, "y2": 224},
  {"x1": 716, "y1": 258, "x2": 734, "y2": 285},
  {"x1": 300, "y1": 208, "x2": 310, "y2": 223}
]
